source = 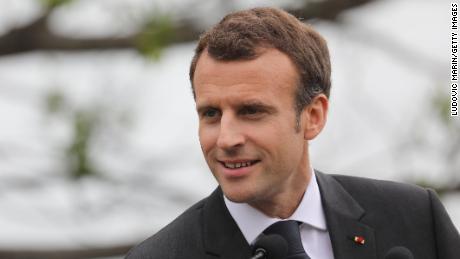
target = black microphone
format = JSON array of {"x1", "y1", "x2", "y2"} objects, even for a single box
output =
[
  {"x1": 384, "y1": 246, "x2": 414, "y2": 259},
  {"x1": 250, "y1": 234, "x2": 288, "y2": 259}
]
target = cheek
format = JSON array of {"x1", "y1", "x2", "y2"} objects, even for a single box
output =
[
  {"x1": 258, "y1": 124, "x2": 303, "y2": 161},
  {"x1": 198, "y1": 125, "x2": 218, "y2": 155},
  {"x1": 247, "y1": 128, "x2": 281, "y2": 160}
]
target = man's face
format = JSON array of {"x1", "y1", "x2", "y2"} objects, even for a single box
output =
[{"x1": 193, "y1": 48, "x2": 310, "y2": 205}]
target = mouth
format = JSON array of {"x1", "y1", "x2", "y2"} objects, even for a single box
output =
[{"x1": 218, "y1": 159, "x2": 261, "y2": 169}]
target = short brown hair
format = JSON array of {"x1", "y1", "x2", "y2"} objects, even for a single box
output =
[{"x1": 189, "y1": 7, "x2": 331, "y2": 116}]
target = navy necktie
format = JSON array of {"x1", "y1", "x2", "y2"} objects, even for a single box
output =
[{"x1": 263, "y1": 220, "x2": 310, "y2": 259}]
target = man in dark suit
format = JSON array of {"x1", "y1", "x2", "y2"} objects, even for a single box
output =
[{"x1": 126, "y1": 7, "x2": 460, "y2": 259}]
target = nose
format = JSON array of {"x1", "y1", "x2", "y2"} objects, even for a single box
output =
[{"x1": 216, "y1": 113, "x2": 245, "y2": 150}]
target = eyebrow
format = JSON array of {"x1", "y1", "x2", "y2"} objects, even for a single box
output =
[
  {"x1": 196, "y1": 99, "x2": 277, "y2": 114},
  {"x1": 238, "y1": 100, "x2": 277, "y2": 113}
]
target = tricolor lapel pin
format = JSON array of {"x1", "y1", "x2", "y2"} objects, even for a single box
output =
[{"x1": 353, "y1": 235, "x2": 366, "y2": 245}]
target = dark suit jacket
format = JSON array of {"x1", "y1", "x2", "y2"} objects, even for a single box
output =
[{"x1": 126, "y1": 171, "x2": 460, "y2": 259}]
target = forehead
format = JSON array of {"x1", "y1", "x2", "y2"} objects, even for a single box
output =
[{"x1": 193, "y1": 48, "x2": 299, "y2": 105}]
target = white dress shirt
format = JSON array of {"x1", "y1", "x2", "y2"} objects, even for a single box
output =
[{"x1": 224, "y1": 171, "x2": 334, "y2": 259}]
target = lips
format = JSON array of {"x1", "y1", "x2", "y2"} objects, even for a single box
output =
[
  {"x1": 222, "y1": 160, "x2": 258, "y2": 169},
  {"x1": 217, "y1": 159, "x2": 260, "y2": 178}
]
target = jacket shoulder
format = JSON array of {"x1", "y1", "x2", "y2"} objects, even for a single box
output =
[
  {"x1": 328, "y1": 173, "x2": 460, "y2": 256},
  {"x1": 125, "y1": 198, "x2": 207, "y2": 259},
  {"x1": 331, "y1": 175, "x2": 434, "y2": 225},
  {"x1": 329, "y1": 174, "x2": 431, "y2": 213},
  {"x1": 330, "y1": 174, "x2": 428, "y2": 199}
]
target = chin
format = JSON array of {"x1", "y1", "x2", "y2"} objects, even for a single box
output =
[{"x1": 221, "y1": 185, "x2": 254, "y2": 204}]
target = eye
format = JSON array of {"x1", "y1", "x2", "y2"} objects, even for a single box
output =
[
  {"x1": 203, "y1": 108, "x2": 220, "y2": 118},
  {"x1": 240, "y1": 106, "x2": 261, "y2": 115}
]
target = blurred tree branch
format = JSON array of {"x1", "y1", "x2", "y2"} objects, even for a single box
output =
[
  {"x1": 286, "y1": 0, "x2": 373, "y2": 20},
  {"x1": 0, "y1": 0, "x2": 375, "y2": 56},
  {"x1": 0, "y1": 12, "x2": 135, "y2": 56}
]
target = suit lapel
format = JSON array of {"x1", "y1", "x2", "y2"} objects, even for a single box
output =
[
  {"x1": 202, "y1": 188, "x2": 252, "y2": 259},
  {"x1": 316, "y1": 171, "x2": 377, "y2": 259}
]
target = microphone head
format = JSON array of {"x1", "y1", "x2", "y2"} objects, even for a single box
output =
[
  {"x1": 384, "y1": 246, "x2": 414, "y2": 259},
  {"x1": 252, "y1": 234, "x2": 288, "y2": 259}
]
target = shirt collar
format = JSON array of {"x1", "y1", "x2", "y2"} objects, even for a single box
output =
[{"x1": 224, "y1": 169, "x2": 328, "y2": 244}]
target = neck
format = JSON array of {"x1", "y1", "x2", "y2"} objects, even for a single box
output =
[{"x1": 249, "y1": 150, "x2": 312, "y2": 219}]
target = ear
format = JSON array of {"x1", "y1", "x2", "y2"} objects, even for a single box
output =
[{"x1": 301, "y1": 94, "x2": 329, "y2": 140}]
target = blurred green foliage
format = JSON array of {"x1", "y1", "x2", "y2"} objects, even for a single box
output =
[
  {"x1": 44, "y1": 88, "x2": 134, "y2": 180},
  {"x1": 45, "y1": 90, "x2": 98, "y2": 179},
  {"x1": 40, "y1": 0, "x2": 73, "y2": 9},
  {"x1": 45, "y1": 90, "x2": 65, "y2": 114},
  {"x1": 67, "y1": 110, "x2": 98, "y2": 179},
  {"x1": 136, "y1": 14, "x2": 175, "y2": 59}
]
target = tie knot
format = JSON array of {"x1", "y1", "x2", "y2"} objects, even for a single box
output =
[
  {"x1": 263, "y1": 221, "x2": 309, "y2": 259},
  {"x1": 264, "y1": 220, "x2": 300, "y2": 237}
]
